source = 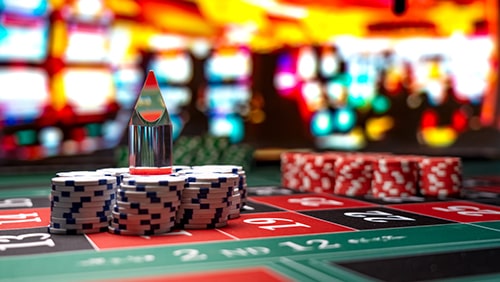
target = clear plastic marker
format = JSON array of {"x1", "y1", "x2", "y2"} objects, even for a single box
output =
[{"x1": 129, "y1": 70, "x2": 173, "y2": 175}]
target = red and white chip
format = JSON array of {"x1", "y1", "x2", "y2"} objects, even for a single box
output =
[
  {"x1": 371, "y1": 156, "x2": 418, "y2": 199},
  {"x1": 281, "y1": 151, "x2": 463, "y2": 200},
  {"x1": 419, "y1": 157, "x2": 461, "y2": 197}
]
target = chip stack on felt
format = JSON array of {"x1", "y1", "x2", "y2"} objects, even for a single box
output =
[
  {"x1": 176, "y1": 173, "x2": 237, "y2": 229},
  {"x1": 281, "y1": 152, "x2": 337, "y2": 193},
  {"x1": 372, "y1": 156, "x2": 418, "y2": 199},
  {"x1": 280, "y1": 151, "x2": 464, "y2": 201},
  {"x1": 334, "y1": 155, "x2": 373, "y2": 197},
  {"x1": 191, "y1": 165, "x2": 247, "y2": 218},
  {"x1": 49, "y1": 175, "x2": 116, "y2": 234},
  {"x1": 419, "y1": 157, "x2": 462, "y2": 197},
  {"x1": 109, "y1": 175, "x2": 184, "y2": 235}
]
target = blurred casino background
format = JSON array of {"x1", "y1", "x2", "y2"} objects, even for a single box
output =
[{"x1": 0, "y1": 0, "x2": 499, "y2": 166}]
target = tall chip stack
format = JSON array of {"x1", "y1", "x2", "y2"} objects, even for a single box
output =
[
  {"x1": 191, "y1": 165, "x2": 247, "y2": 218},
  {"x1": 372, "y1": 156, "x2": 418, "y2": 199},
  {"x1": 109, "y1": 175, "x2": 184, "y2": 235},
  {"x1": 280, "y1": 151, "x2": 337, "y2": 193},
  {"x1": 49, "y1": 175, "x2": 116, "y2": 234},
  {"x1": 176, "y1": 173, "x2": 238, "y2": 229},
  {"x1": 334, "y1": 155, "x2": 374, "y2": 197},
  {"x1": 96, "y1": 167, "x2": 130, "y2": 206},
  {"x1": 419, "y1": 157, "x2": 462, "y2": 197}
]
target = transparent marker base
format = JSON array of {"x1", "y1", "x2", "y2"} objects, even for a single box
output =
[{"x1": 129, "y1": 124, "x2": 173, "y2": 175}]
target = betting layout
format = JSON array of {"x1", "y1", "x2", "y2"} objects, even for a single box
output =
[
  {"x1": 1, "y1": 178, "x2": 500, "y2": 281},
  {"x1": 45, "y1": 150, "x2": 464, "y2": 236}
]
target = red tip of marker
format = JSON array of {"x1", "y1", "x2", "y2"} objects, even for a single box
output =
[
  {"x1": 129, "y1": 167, "x2": 173, "y2": 175},
  {"x1": 144, "y1": 70, "x2": 159, "y2": 89}
]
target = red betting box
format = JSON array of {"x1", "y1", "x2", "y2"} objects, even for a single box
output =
[
  {"x1": 222, "y1": 211, "x2": 355, "y2": 239},
  {"x1": 389, "y1": 200, "x2": 500, "y2": 223},
  {"x1": 251, "y1": 193, "x2": 377, "y2": 211},
  {"x1": 88, "y1": 228, "x2": 235, "y2": 250},
  {"x1": 106, "y1": 267, "x2": 292, "y2": 282},
  {"x1": 0, "y1": 208, "x2": 50, "y2": 231}
]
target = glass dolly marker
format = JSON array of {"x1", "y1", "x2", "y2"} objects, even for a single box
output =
[{"x1": 129, "y1": 70, "x2": 173, "y2": 175}]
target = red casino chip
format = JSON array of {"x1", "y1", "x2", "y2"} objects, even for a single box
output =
[
  {"x1": 372, "y1": 156, "x2": 418, "y2": 199},
  {"x1": 281, "y1": 152, "x2": 463, "y2": 200},
  {"x1": 333, "y1": 155, "x2": 374, "y2": 197},
  {"x1": 419, "y1": 157, "x2": 462, "y2": 197},
  {"x1": 281, "y1": 151, "x2": 339, "y2": 193}
]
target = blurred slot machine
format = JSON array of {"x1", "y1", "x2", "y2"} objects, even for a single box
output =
[
  {"x1": 49, "y1": 0, "x2": 118, "y2": 156},
  {"x1": 0, "y1": 0, "x2": 145, "y2": 163},
  {"x1": 203, "y1": 46, "x2": 252, "y2": 143},
  {"x1": 274, "y1": 45, "x2": 370, "y2": 150},
  {"x1": 274, "y1": 32, "x2": 496, "y2": 152},
  {"x1": 0, "y1": 0, "x2": 51, "y2": 160}
]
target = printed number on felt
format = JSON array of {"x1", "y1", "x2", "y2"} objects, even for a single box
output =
[{"x1": 344, "y1": 210, "x2": 416, "y2": 223}]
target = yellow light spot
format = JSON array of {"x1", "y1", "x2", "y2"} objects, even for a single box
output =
[
  {"x1": 421, "y1": 127, "x2": 457, "y2": 147},
  {"x1": 366, "y1": 116, "x2": 394, "y2": 141}
]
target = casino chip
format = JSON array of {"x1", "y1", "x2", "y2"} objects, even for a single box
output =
[
  {"x1": 172, "y1": 165, "x2": 192, "y2": 172},
  {"x1": 121, "y1": 175, "x2": 185, "y2": 186},
  {"x1": 49, "y1": 226, "x2": 109, "y2": 235},
  {"x1": 52, "y1": 176, "x2": 117, "y2": 186},
  {"x1": 49, "y1": 175, "x2": 117, "y2": 234},
  {"x1": 186, "y1": 165, "x2": 247, "y2": 217},
  {"x1": 372, "y1": 156, "x2": 418, "y2": 199},
  {"x1": 334, "y1": 154, "x2": 375, "y2": 197},
  {"x1": 56, "y1": 171, "x2": 109, "y2": 177},
  {"x1": 175, "y1": 172, "x2": 237, "y2": 229},
  {"x1": 48, "y1": 163, "x2": 261, "y2": 234},
  {"x1": 108, "y1": 225, "x2": 173, "y2": 236},
  {"x1": 96, "y1": 167, "x2": 130, "y2": 185},
  {"x1": 176, "y1": 221, "x2": 227, "y2": 230},
  {"x1": 279, "y1": 151, "x2": 464, "y2": 202},
  {"x1": 52, "y1": 183, "x2": 115, "y2": 192},
  {"x1": 110, "y1": 174, "x2": 184, "y2": 235},
  {"x1": 281, "y1": 151, "x2": 338, "y2": 194},
  {"x1": 419, "y1": 157, "x2": 462, "y2": 198}
]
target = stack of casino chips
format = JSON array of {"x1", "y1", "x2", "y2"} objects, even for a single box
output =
[
  {"x1": 419, "y1": 157, "x2": 462, "y2": 197},
  {"x1": 281, "y1": 152, "x2": 337, "y2": 193},
  {"x1": 192, "y1": 165, "x2": 247, "y2": 218},
  {"x1": 334, "y1": 155, "x2": 374, "y2": 196},
  {"x1": 176, "y1": 173, "x2": 237, "y2": 229},
  {"x1": 372, "y1": 156, "x2": 418, "y2": 199},
  {"x1": 109, "y1": 175, "x2": 184, "y2": 235},
  {"x1": 49, "y1": 174, "x2": 116, "y2": 234},
  {"x1": 280, "y1": 151, "x2": 463, "y2": 200}
]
